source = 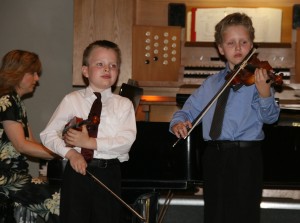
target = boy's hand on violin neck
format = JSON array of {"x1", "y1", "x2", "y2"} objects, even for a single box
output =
[{"x1": 255, "y1": 68, "x2": 271, "y2": 98}]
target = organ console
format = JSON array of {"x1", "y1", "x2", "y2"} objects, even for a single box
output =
[{"x1": 181, "y1": 43, "x2": 295, "y2": 86}]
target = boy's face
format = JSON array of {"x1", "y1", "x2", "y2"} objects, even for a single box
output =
[
  {"x1": 217, "y1": 25, "x2": 253, "y2": 70},
  {"x1": 82, "y1": 47, "x2": 119, "y2": 91}
]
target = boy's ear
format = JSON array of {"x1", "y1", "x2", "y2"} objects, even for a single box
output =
[
  {"x1": 82, "y1": 66, "x2": 88, "y2": 78},
  {"x1": 217, "y1": 44, "x2": 225, "y2": 55}
]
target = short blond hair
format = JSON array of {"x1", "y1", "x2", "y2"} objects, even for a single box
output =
[{"x1": 214, "y1": 12, "x2": 255, "y2": 45}]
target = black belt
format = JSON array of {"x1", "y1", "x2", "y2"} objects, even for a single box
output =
[
  {"x1": 206, "y1": 140, "x2": 261, "y2": 149},
  {"x1": 88, "y1": 158, "x2": 120, "y2": 168}
]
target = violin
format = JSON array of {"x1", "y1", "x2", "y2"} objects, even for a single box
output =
[
  {"x1": 62, "y1": 116, "x2": 100, "y2": 135},
  {"x1": 62, "y1": 116, "x2": 100, "y2": 147},
  {"x1": 226, "y1": 54, "x2": 284, "y2": 88}
]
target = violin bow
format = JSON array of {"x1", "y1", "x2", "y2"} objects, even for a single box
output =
[
  {"x1": 86, "y1": 170, "x2": 146, "y2": 222},
  {"x1": 173, "y1": 47, "x2": 258, "y2": 147}
]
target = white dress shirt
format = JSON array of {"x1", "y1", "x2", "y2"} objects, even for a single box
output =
[{"x1": 40, "y1": 86, "x2": 137, "y2": 162}]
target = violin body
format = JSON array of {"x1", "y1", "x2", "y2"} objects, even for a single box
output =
[
  {"x1": 226, "y1": 54, "x2": 283, "y2": 87},
  {"x1": 63, "y1": 116, "x2": 100, "y2": 135},
  {"x1": 62, "y1": 116, "x2": 100, "y2": 147},
  {"x1": 229, "y1": 69, "x2": 255, "y2": 86}
]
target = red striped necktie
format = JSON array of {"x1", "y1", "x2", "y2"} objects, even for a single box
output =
[{"x1": 81, "y1": 92, "x2": 102, "y2": 162}]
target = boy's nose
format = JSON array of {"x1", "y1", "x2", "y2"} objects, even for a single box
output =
[
  {"x1": 103, "y1": 65, "x2": 110, "y2": 72},
  {"x1": 235, "y1": 43, "x2": 241, "y2": 50}
]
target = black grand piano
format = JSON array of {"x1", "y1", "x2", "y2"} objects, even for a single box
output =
[
  {"x1": 121, "y1": 109, "x2": 300, "y2": 189},
  {"x1": 119, "y1": 107, "x2": 300, "y2": 222},
  {"x1": 119, "y1": 121, "x2": 204, "y2": 223},
  {"x1": 121, "y1": 122, "x2": 204, "y2": 190}
]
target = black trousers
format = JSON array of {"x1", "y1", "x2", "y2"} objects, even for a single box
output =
[
  {"x1": 203, "y1": 141, "x2": 263, "y2": 223},
  {"x1": 60, "y1": 159, "x2": 121, "y2": 223}
]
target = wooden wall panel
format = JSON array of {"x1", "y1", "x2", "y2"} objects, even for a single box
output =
[
  {"x1": 73, "y1": 0, "x2": 133, "y2": 86},
  {"x1": 135, "y1": 0, "x2": 296, "y2": 43}
]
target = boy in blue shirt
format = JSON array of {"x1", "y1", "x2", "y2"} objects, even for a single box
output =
[{"x1": 170, "y1": 13, "x2": 280, "y2": 223}]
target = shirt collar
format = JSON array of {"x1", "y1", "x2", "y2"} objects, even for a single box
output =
[
  {"x1": 216, "y1": 64, "x2": 231, "y2": 83},
  {"x1": 84, "y1": 86, "x2": 112, "y2": 102}
]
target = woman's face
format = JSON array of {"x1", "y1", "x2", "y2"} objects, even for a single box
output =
[
  {"x1": 217, "y1": 25, "x2": 253, "y2": 70},
  {"x1": 16, "y1": 72, "x2": 40, "y2": 96}
]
